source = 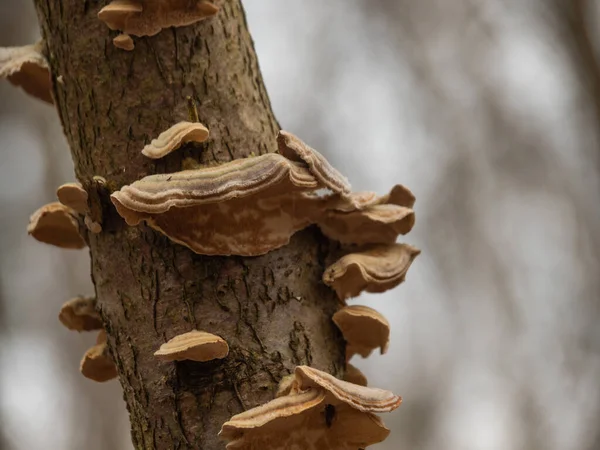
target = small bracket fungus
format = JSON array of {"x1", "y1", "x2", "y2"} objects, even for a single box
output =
[
  {"x1": 323, "y1": 243, "x2": 420, "y2": 300},
  {"x1": 27, "y1": 202, "x2": 86, "y2": 249},
  {"x1": 113, "y1": 33, "x2": 135, "y2": 51},
  {"x1": 56, "y1": 182, "x2": 89, "y2": 215},
  {"x1": 80, "y1": 331, "x2": 118, "y2": 382},
  {"x1": 111, "y1": 153, "x2": 322, "y2": 256},
  {"x1": 332, "y1": 305, "x2": 390, "y2": 360},
  {"x1": 0, "y1": 41, "x2": 52, "y2": 103},
  {"x1": 344, "y1": 364, "x2": 368, "y2": 387},
  {"x1": 59, "y1": 296, "x2": 102, "y2": 332},
  {"x1": 277, "y1": 130, "x2": 351, "y2": 196},
  {"x1": 220, "y1": 365, "x2": 400, "y2": 449},
  {"x1": 141, "y1": 121, "x2": 209, "y2": 159},
  {"x1": 98, "y1": 0, "x2": 219, "y2": 37},
  {"x1": 154, "y1": 330, "x2": 229, "y2": 362}
]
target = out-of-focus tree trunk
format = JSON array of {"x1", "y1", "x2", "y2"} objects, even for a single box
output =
[{"x1": 32, "y1": 1, "x2": 345, "y2": 449}]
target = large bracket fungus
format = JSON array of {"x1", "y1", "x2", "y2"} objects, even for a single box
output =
[
  {"x1": 98, "y1": 0, "x2": 219, "y2": 38},
  {"x1": 219, "y1": 366, "x2": 400, "y2": 449},
  {"x1": 0, "y1": 41, "x2": 52, "y2": 103},
  {"x1": 333, "y1": 305, "x2": 390, "y2": 360},
  {"x1": 27, "y1": 202, "x2": 86, "y2": 249}
]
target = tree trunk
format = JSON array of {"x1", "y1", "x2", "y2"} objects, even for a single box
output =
[{"x1": 32, "y1": 1, "x2": 345, "y2": 449}]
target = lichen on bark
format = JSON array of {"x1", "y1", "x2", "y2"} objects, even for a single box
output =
[{"x1": 32, "y1": 1, "x2": 345, "y2": 448}]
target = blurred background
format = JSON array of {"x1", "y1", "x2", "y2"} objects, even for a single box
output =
[{"x1": 2, "y1": 1, "x2": 600, "y2": 449}]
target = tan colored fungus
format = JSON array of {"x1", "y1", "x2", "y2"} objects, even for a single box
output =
[
  {"x1": 333, "y1": 305, "x2": 390, "y2": 360},
  {"x1": 154, "y1": 330, "x2": 229, "y2": 362},
  {"x1": 27, "y1": 202, "x2": 86, "y2": 249},
  {"x1": 80, "y1": 331, "x2": 118, "y2": 382},
  {"x1": 98, "y1": 0, "x2": 219, "y2": 37},
  {"x1": 220, "y1": 366, "x2": 400, "y2": 448},
  {"x1": 113, "y1": 33, "x2": 135, "y2": 51},
  {"x1": 58, "y1": 296, "x2": 102, "y2": 332},
  {"x1": 141, "y1": 121, "x2": 210, "y2": 159},
  {"x1": 84, "y1": 215, "x2": 102, "y2": 234},
  {"x1": 323, "y1": 243, "x2": 420, "y2": 300},
  {"x1": 0, "y1": 41, "x2": 52, "y2": 103},
  {"x1": 56, "y1": 182, "x2": 89, "y2": 215},
  {"x1": 277, "y1": 130, "x2": 351, "y2": 196},
  {"x1": 111, "y1": 153, "x2": 323, "y2": 256},
  {"x1": 276, "y1": 374, "x2": 296, "y2": 398},
  {"x1": 344, "y1": 364, "x2": 368, "y2": 387}
]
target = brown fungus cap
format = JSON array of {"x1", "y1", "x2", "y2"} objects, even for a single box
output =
[
  {"x1": 80, "y1": 331, "x2": 118, "y2": 382},
  {"x1": 58, "y1": 296, "x2": 102, "y2": 332},
  {"x1": 219, "y1": 389, "x2": 390, "y2": 449},
  {"x1": 141, "y1": 121, "x2": 209, "y2": 159},
  {"x1": 0, "y1": 41, "x2": 52, "y2": 103},
  {"x1": 27, "y1": 202, "x2": 86, "y2": 249},
  {"x1": 56, "y1": 182, "x2": 89, "y2": 215},
  {"x1": 154, "y1": 330, "x2": 229, "y2": 362},
  {"x1": 111, "y1": 153, "x2": 323, "y2": 256},
  {"x1": 113, "y1": 33, "x2": 135, "y2": 51},
  {"x1": 98, "y1": 0, "x2": 219, "y2": 37},
  {"x1": 323, "y1": 243, "x2": 420, "y2": 300},
  {"x1": 277, "y1": 130, "x2": 351, "y2": 196},
  {"x1": 332, "y1": 305, "x2": 390, "y2": 360},
  {"x1": 344, "y1": 364, "x2": 368, "y2": 387}
]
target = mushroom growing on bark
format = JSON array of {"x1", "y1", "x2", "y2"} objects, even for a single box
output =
[
  {"x1": 80, "y1": 330, "x2": 118, "y2": 382},
  {"x1": 141, "y1": 121, "x2": 209, "y2": 159},
  {"x1": 0, "y1": 41, "x2": 52, "y2": 103},
  {"x1": 344, "y1": 364, "x2": 368, "y2": 387},
  {"x1": 333, "y1": 305, "x2": 391, "y2": 360},
  {"x1": 98, "y1": 0, "x2": 219, "y2": 37},
  {"x1": 112, "y1": 33, "x2": 135, "y2": 51},
  {"x1": 59, "y1": 296, "x2": 102, "y2": 332},
  {"x1": 323, "y1": 243, "x2": 421, "y2": 300},
  {"x1": 220, "y1": 365, "x2": 400, "y2": 449},
  {"x1": 154, "y1": 330, "x2": 229, "y2": 362},
  {"x1": 27, "y1": 202, "x2": 86, "y2": 249}
]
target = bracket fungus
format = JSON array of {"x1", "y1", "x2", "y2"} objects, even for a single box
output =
[
  {"x1": 27, "y1": 202, "x2": 86, "y2": 249},
  {"x1": 141, "y1": 121, "x2": 209, "y2": 159},
  {"x1": 98, "y1": 0, "x2": 219, "y2": 37},
  {"x1": 113, "y1": 33, "x2": 135, "y2": 51},
  {"x1": 80, "y1": 331, "x2": 118, "y2": 382},
  {"x1": 332, "y1": 305, "x2": 390, "y2": 360},
  {"x1": 59, "y1": 296, "x2": 102, "y2": 332},
  {"x1": 56, "y1": 182, "x2": 88, "y2": 215},
  {"x1": 277, "y1": 130, "x2": 351, "y2": 196},
  {"x1": 154, "y1": 330, "x2": 229, "y2": 362},
  {"x1": 111, "y1": 153, "x2": 324, "y2": 256},
  {"x1": 323, "y1": 243, "x2": 420, "y2": 300},
  {"x1": 0, "y1": 41, "x2": 52, "y2": 103},
  {"x1": 220, "y1": 365, "x2": 400, "y2": 449}
]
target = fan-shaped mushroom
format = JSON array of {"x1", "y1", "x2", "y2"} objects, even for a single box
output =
[
  {"x1": 141, "y1": 121, "x2": 209, "y2": 159},
  {"x1": 154, "y1": 330, "x2": 229, "y2": 362},
  {"x1": 80, "y1": 331, "x2": 118, "y2": 382},
  {"x1": 59, "y1": 296, "x2": 102, "y2": 332},
  {"x1": 333, "y1": 305, "x2": 390, "y2": 360},
  {"x1": 0, "y1": 41, "x2": 52, "y2": 103},
  {"x1": 27, "y1": 202, "x2": 86, "y2": 249}
]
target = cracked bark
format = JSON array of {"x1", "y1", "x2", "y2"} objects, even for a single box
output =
[{"x1": 32, "y1": 1, "x2": 345, "y2": 449}]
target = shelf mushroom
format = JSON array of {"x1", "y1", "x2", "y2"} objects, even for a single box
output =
[
  {"x1": 59, "y1": 296, "x2": 102, "y2": 332},
  {"x1": 141, "y1": 121, "x2": 209, "y2": 159},
  {"x1": 154, "y1": 330, "x2": 229, "y2": 362},
  {"x1": 80, "y1": 331, "x2": 118, "y2": 382},
  {"x1": 333, "y1": 305, "x2": 390, "y2": 360},
  {"x1": 344, "y1": 364, "x2": 368, "y2": 387},
  {"x1": 112, "y1": 33, "x2": 135, "y2": 51},
  {"x1": 27, "y1": 202, "x2": 86, "y2": 249},
  {"x1": 219, "y1": 365, "x2": 400, "y2": 449},
  {"x1": 98, "y1": 0, "x2": 219, "y2": 37},
  {"x1": 0, "y1": 41, "x2": 52, "y2": 103},
  {"x1": 323, "y1": 243, "x2": 420, "y2": 300}
]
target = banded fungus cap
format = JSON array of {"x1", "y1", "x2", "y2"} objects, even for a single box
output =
[
  {"x1": 219, "y1": 386, "x2": 391, "y2": 449},
  {"x1": 80, "y1": 331, "x2": 118, "y2": 382},
  {"x1": 277, "y1": 130, "x2": 351, "y2": 196},
  {"x1": 27, "y1": 202, "x2": 86, "y2": 249},
  {"x1": 332, "y1": 305, "x2": 390, "y2": 360},
  {"x1": 58, "y1": 296, "x2": 102, "y2": 332},
  {"x1": 276, "y1": 374, "x2": 296, "y2": 398},
  {"x1": 323, "y1": 243, "x2": 420, "y2": 300},
  {"x1": 113, "y1": 33, "x2": 135, "y2": 51},
  {"x1": 111, "y1": 153, "x2": 322, "y2": 256},
  {"x1": 141, "y1": 121, "x2": 209, "y2": 159},
  {"x1": 0, "y1": 41, "x2": 52, "y2": 103},
  {"x1": 154, "y1": 330, "x2": 229, "y2": 362},
  {"x1": 56, "y1": 182, "x2": 89, "y2": 215},
  {"x1": 98, "y1": 0, "x2": 219, "y2": 37},
  {"x1": 344, "y1": 364, "x2": 368, "y2": 387}
]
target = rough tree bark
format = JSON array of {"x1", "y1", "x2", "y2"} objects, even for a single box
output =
[{"x1": 33, "y1": 1, "x2": 345, "y2": 448}]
